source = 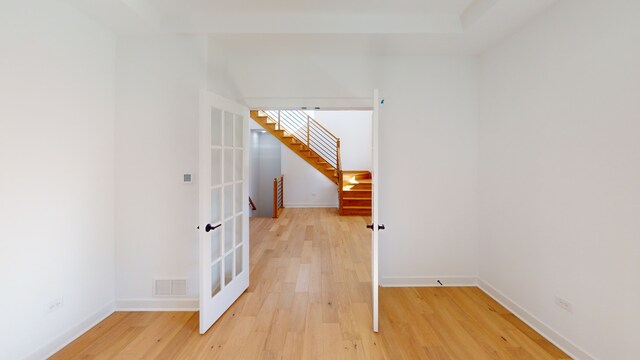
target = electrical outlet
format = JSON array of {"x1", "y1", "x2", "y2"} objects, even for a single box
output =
[
  {"x1": 555, "y1": 296, "x2": 573, "y2": 313},
  {"x1": 47, "y1": 297, "x2": 64, "y2": 314}
]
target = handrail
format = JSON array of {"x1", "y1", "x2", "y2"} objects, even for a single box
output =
[
  {"x1": 273, "y1": 175, "x2": 284, "y2": 218},
  {"x1": 263, "y1": 110, "x2": 342, "y2": 173},
  {"x1": 249, "y1": 196, "x2": 256, "y2": 211}
]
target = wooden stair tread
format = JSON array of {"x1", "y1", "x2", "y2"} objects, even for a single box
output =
[
  {"x1": 342, "y1": 206, "x2": 372, "y2": 209},
  {"x1": 343, "y1": 196, "x2": 371, "y2": 200}
]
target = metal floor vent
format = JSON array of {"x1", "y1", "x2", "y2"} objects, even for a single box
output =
[{"x1": 154, "y1": 279, "x2": 187, "y2": 296}]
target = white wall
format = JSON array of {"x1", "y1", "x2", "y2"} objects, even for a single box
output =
[
  {"x1": 0, "y1": 1, "x2": 116, "y2": 358},
  {"x1": 115, "y1": 35, "x2": 207, "y2": 307},
  {"x1": 316, "y1": 111, "x2": 373, "y2": 171},
  {"x1": 281, "y1": 110, "x2": 373, "y2": 208},
  {"x1": 214, "y1": 52, "x2": 480, "y2": 283},
  {"x1": 376, "y1": 57, "x2": 479, "y2": 285},
  {"x1": 479, "y1": 1, "x2": 640, "y2": 359}
]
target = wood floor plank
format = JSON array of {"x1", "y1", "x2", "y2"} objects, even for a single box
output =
[{"x1": 52, "y1": 208, "x2": 569, "y2": 360}]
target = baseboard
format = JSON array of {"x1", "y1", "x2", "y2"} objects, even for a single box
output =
[
  {"x1": 26, "y1": 302, "x2": 115, "y2": 360},
  {"x1": 478, "y1": 279, "x2": 595, "y2": 360},
  {"x1": 284, "y1": 203, "x2": 338, "y2": 208},
  {"x1": 380, "y1": 276, "x2": 478, "y2": 287},
  {"x1": 116, "y1": 297, "x2": 198, "y2": 311}
]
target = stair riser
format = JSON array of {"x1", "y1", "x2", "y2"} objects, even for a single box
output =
[
  {"x1": 343, "y1": 199, "x2": 371, "y2": 207},
  {"x1": 340, "y1": 209, "x2": 372, "y2": 216},
  {"x1": 341, "y1": 191, "x2": 371, "y2": 198}
]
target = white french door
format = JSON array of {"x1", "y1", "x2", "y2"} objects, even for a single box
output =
[
  {"x1": 372, "y1": 89, "x2": 380, "y2": 332},
  {"x1": 198, "y1": 90, "x2": 249, "y2": 334}
]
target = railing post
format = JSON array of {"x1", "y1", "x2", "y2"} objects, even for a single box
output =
[
  {"x1": 273, "y1": 177, "x2": 278, "y2": 218},
  {"x1": 306, "y1": 114, "x2": 310, "y2": 147},
  {"x1": 278, "y1": 110, "x2": 281, "y2": 131},
  {"x1": 281, "y1": 175, "x2": 284, "y2": 209}
]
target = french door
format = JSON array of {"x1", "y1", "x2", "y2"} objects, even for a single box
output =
[
  {"x1": 198, "y1": 91, "x2": 249, "y2": 334},
  {"x1": 372, "y1": 89, "x2": 380, "y2": 332}
]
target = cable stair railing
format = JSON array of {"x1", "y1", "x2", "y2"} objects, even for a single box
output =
[{"x1": 262, "y1": 110, "x2": 342, "y2": 180}]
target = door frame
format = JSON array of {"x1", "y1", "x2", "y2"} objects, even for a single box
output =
[{"x1": 245, "y1": 91, "x2": 382, "y2": 332}]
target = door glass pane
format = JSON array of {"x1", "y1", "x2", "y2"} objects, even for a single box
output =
[
  {"x1": 224, "y1": 149, "x2": 233, "y2": 183},
  {"x1": 235, "y1": 245, "x2": 243, "y2": 276},
  {"x1": 235, "y1": 214, "x2": 243, "y2": 247},
  {"x1": 234, "y1": 150, "x2": 243, "y2": 181},
  {"x1": 211, "y1": 226, "x2": 221, "y2": 261},
  {"x1": 224, "y1": 185, "x2": 233, "y2": 218},
  {"x1": 234, "y1": 183, "x2": 242, "y2": 214},
  {"x1": 224, "y1": 252, "x2": 233, "y2": 285},
  {"x1": 224, "y1": 112, "x2": 233, "y2": 146},
  {"x1": 211, "y1": 149, "x2": 221, "y2": 186},
  {"x1": 210, "y1": 187, "x2": 221, "y2": 224},
  {"x1": 224, "y1": 218, "x2": 233, "y2": 254},
  {"x1": 234, "y1": 115, "x2": 243, "y2": 147},
  {"x1": 211, "y1": 108, "x2": 222, "y2": 146},
  {"x1": 211, "y1": 261, "x2": 221, "y2": 297}
]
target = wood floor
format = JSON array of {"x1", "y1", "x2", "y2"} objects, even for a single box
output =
[{"x1": 52, "y1": 208, "x2": 569, "y2": 359}]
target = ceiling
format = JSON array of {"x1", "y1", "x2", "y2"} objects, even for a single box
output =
[{"x1": 65, "y1": 0, "x2": 559, "y2": 54}]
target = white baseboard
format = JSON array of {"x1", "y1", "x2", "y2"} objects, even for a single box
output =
[
  {"x1": 116, "y1": 298, "x2": 198, "y2": 311},
  {"x1": 26, "y1": 302, "x2": 115, "y2": 360},
  {"x1": 380, "y1": 276, "x2": 477, "y2": 287},
  {"x1": 284, "y1": 203, "x2": 338, "y2": 208},
  {"x1": 478, "y1": 279, "x2": 595, "y2": 360}
]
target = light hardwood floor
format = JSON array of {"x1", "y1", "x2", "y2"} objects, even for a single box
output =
[{"x1": 52, "y1": 208, "x2": 569, "y2": 359}]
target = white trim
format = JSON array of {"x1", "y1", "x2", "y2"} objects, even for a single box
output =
[
  {"x1": 25, "y1": 302, "x2": 115, "y2": 360},
  {"x1": 283, "y1": 203, "x2": 338, "y2": 208},
  {"x1": 380, "y1": 276, "x2": 478, "y2": 287},
  {"x1": 242, "y1": 97, "x2": 373, "y2": 110},
  {"x1": 478, "y1": 279, "x2": 596, "y2": 360},
  {"x1": 116, "y1": 298, "x2": 198, "y2": 311}
]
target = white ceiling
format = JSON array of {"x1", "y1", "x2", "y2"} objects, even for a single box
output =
[
  {"x1": 149, "y1": 0, "x2": 473, "y2": 16},
  {"x1": 65, "y1": 0, "x2": 559, "y2": 54}
]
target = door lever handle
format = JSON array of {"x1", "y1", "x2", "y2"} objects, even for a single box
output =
[
  {"x1": 366, "y1": 223, "x2": 374, "y2": 231},
  {"x1": 205, "y1": 223, "x2": 222, "y2": 232},
  {"x1": 378, "y1": 224, "x2": 386, "y2": 230}
]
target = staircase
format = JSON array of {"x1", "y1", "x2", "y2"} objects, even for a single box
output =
[
  {"x1": 250, "y1": 110, "x2": 372, "y2": 216},
  {"x1": 339, "y1": 171, "x2": 372, "y2": 215}
]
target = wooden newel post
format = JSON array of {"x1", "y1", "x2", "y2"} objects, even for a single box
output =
[
  {"x1": 273, "y1": 177, "x2": 278, "y2": 218},
  {"x1": 336, "y1": 138, "x2": 341, "y2": 171},
  {"x1": 281, "y1": 175, "x2": 284, "y2": 208}
]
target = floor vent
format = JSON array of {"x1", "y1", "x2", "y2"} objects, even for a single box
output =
[{"x1": 154, "y1": 279, "x2": 187, "y2": 297}]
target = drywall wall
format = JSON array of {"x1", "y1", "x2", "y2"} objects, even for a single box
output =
[
  {"x1": 115, "y1": 35, "x2": 207, "y2": 307},
  {"x1": 479, "y1": 0, "x2": 640, "y2": 358},
  {"x1": 213, "y1": 52, "x2": 480, "y2": 282},
  {"x1": 281, "y1": 110, "x2": 373, "y2": 208},
  {"x1": 0, "y1": 1, "x2": 116, "y2": 358},
  {"x1": 249, "y1": 131, "x2": 282, "y2": 217}
]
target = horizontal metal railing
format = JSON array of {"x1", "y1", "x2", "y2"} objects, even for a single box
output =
[{"x1": 263, "y1": 110, "x2": 341, "y2": 172}]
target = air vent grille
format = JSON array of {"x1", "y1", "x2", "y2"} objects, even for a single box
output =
[
  {"x1": 154, "y1": 279, "x2": 171, "y2": 296},
  {"x1": 154, "y1": 279, "x2": 187, "y2": 297},
  {"x1": 171, "y1": 279, "x2": 187, "y2": 296}
]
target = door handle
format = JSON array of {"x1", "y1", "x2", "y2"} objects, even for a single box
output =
[
  {"x1": 366, "y1": 223, "x2": 374, "y2": 231},
  {"x1": 378, "y1": 224, "x2": 386, "y2": 230},
  {"x1": 205, "y1": 223, "x2": 222, "y2": 232}
]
